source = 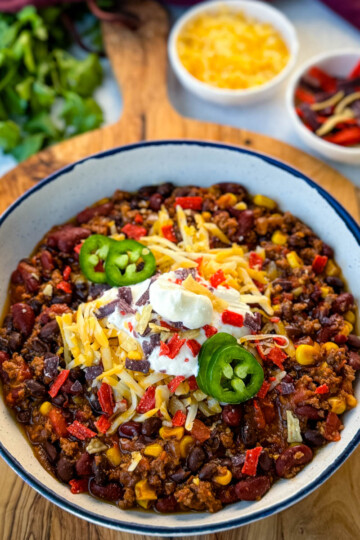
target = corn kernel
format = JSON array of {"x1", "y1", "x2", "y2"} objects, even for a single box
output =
[
  {"x1": 292, "y1": 287, "x2": 303, "y2": 298},
  {"x1": 135, "y1": 479, "x2": 157, "y2": 501},
  {"x1": 127, "y1": 350, "x2": 143, "y2": 360},
  {"x1": 159, "y1": 426, "x2": 184, "y2": 441},
  {"x1": 179, "y1": 435, "x2": 194, "y2": 458},
  {"x1": 39, "y1": 401, "x2": 52, "y2": 416},
  {"x1": 217, "y1": 193, "x2": 237, "y2": 208},
  {"x1": 320, "y1": 286, "x2": 331, "y2": 299},
  {"x1": 106, "y1": 447, "x2": 121, "y2": 467},
  {"x1": 328, "y1": 397, "x2": 346, "y2": 415},
  {"x1": 144, "y1": 444, "x2": 163, "y2": 458},
  {"x1": 325, "y1": 260, "x2": 339, "y2": 276},
  {"x1": 346, "y1": 394, "x2": 358, "y2": 408},
  {"x1": 137, "y1": 499, "x2": 149, "y2": 509},
  {"x1": 234, "y1": 201, "x2": 247, "y2": 210},
  {"x1": 342, "y1": 321, "x2": 353, "y2": 336},
  {"x1": 322, "y1": 342, "x2": 339, "y2": 353},
  {"x1": 271, "y1": 230, "x2": 288, "y2": 245},
  {"x1": 213, "y1": 469, "x2": 232, "y2": 485},
  {"x1": 202, "y1": 211, "x2": 211, "y2": 221},
  {"x1": 193, "y1": 477, "x2": 200, "y2": 486},
  {"x1": 253, "y1": 194, "x2": 276, "y2": 210},
  {"x1": 345, "y1": 311, "x2": 356, "y2": 324},
  {"x1": 286, "y1": 251, "x2": 303, "y2": 269},
  {"x1": 295, "y1": 344, "x2": 317, "y2": 365}
]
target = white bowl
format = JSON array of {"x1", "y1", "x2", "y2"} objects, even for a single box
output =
[
  {"x1": 1, "y1": 141, "x2": 360, "y2": 535},
  {"x1": 286, "y1": 49, "x2": 360, "y2": 165},
  {"x1": 168, "y1": 0, "x2": 299, "y2": 105}
]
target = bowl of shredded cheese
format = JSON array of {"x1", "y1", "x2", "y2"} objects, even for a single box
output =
[{"x1": 169, "y1": 0, "x2": 298, "y2": 105}]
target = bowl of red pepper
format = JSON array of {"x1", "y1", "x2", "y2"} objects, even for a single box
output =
[{"x1": 286, "y1": 49, "x2": 360, "y2": 165}]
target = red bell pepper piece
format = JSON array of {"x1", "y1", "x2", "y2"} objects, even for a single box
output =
[
  {"x1": 48, "y1": 408, "x2": 68, "y2": 437},
  {"x1": 222, "y1": 310, "x2": 244, "y2": 327},
  {"x1": 57, "y1": 281, "x2": 72, "y2": 294},
  {"x1": 134, "y1": 213, "x2": 143, "y2": 224},
  {"x1": 312, "y1": 254, "x2": 328, "y2": 274},
  {"x1": 168, "y1": 376, "x2": 185, "y2": 393},
  {"x1": 175, "y1": 196, "x2": 203, "y2": 211},
  {"x1": 188, "y1": 375, "x2": 198, "y2": 391},
  {"x1": 203, "y1": 325, "x2": 218, "y2": 338},
  {"x1": 295, "y1": 87, "x2": 315, "y2": 104},
  {"x1": 256, "y1": 381, "x2": 271, "y2": 399},
  {"x1": 95, "y1": 415, "x2": 111, "y2": 434},
  {"x1": 186, "y1": 339, "x2": 202, "y2": 357},
  {"x1": 161, "y1": 224, "x2": 177, "y2": 243},
  {"x1": 97, "y1": 382, "x2": 115, "y2": 416},
  {"x1": 49, "y1": 369, "x2": 70, "y2": 398},
  {"x1": 69, "y1": 478, "x2": 89, "y2": 494},
  {"x1": 159, "y1": 333, "x2": 186, "y2": 359},
  {"x1": 191, "y1": 418, "x2": 211, "y2": 442},
  {"x1": 172, "y1": 410, "x2": 186, "y2": 427},
  {"x1": 67, "y1": 420, "x2": 97, "y2": 440},
  {"x1": 349, "y1": 60, "x2": 360, "y2": 80},
  {"x1": 63, "y1": 265, "x2": 71, "y2": 281},
  {"x1": 315, "y1": 384, "x2": 329, "y2": 394},
  {"x1": 209, "y1": 269, "x2": 226, "y2": 288},
  {"x1": 308, "y1": 67, "x2": 336, "y2": 92},
  {"x1": 241, "y1": 446, "x2": 263, "y2": 476},
  {"x1": 267, "y1": 347, "x2": 287, "y2": 370},
  {"x1": 249, "y1": 252, "x2": 263, "y2": 269},
  {"x1": 324, "y1": 127, "x2": 360, "y2": 146},
  {"x1": 137, "y1": 386, "x2": 156, "y2": 413},
  {"x1": 121, "y1": 223, "x2": 147, "y2": 240}
]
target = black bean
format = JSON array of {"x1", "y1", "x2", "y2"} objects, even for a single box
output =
[
  {"x1": 322, "y1": 243, "x2": 334, "y2": 258},
  {"x1": 92, "y1": 456, "x2": 109, "y2": 485},
  {"x1": 149, "y1": 193, "x2": 163, "y2": 211},
  {"x1": 25, "y1": 379, "x2": 46, "y2": 399},
  {"x1": 89, "y1": 480, "x2": 123, "y2": 501},
  {"x1": 8, "y1": 332, "x2": 23, "y2": 352},
  {"x1": 348, "y1": 351, "x2": 360, "y2": 370},
  {"x1": 39, "y1": 320, "x2": 60, "y2": 341},
  {"x1": 155, "y1": 495, "x2": 177, "y2": 513},
  {"x1": 170, "y1": 468, "x2": 191, "y2": 483},
  {"x1": 332, "y1": 293, "x2": 354, "y2": 314},
  {"x1": 303, "y1": 429, "x2": 325, "y2": 447},
  {"x1": 141, "y1": 417, "x2": 162, "y2": 437},
  {"x1": 187, "y1": 446, "x2": 205, "y2": 472},
  {"x1": 16, "y1": 410, "x2": 31, "y2": 423},
  {"x1": 217, "y1": 182, "x2": 248, "y2": 197},
  {"x1": 240, "y1": 422, "x2": 257, "y2": 448},
  {"x1": 258, "y1": 451, "x2": 273, "y2": 472},
  {"x1": 51, "y1": 394, "x2": 66, "y2": 407},
  {"x1": 325, "y1": 276, "x2": 344, "y2": 290},
  {"x1": 30, "y1": 338, "x2": 50, "y2": 354},
  {"x1": 44, "y1": 441, "x2": 58, "y2": 463},
  {"x1": 43, "y1": 355, "x2": 59, "y2": 383},
  {"x1": 56, "y1": 456, "x2": 74, "y2": 483},
  {"x1": 157, "y1": 183, "x2": 174, "y2": 197},
  {"x1": 198, "y1": 462, "x2": 217, "y2": 480}
]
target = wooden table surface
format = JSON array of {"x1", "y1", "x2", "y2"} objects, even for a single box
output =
[{"x1": 0, "y1": 2, "x2": 360, "y2": 539}]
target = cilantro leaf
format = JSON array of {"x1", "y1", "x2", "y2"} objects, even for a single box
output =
[
  {"x1": 12, "y1": 133, "x2": 45, "y2": 162},
  {"x1": 0, "y1": 120, "x2": 21, "y2": 151}
]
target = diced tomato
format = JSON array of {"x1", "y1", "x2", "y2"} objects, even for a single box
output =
[
  {"x1": 172, "y1": 410, "x2": 186, "y2": 427},
  {"x1": 121, "y1": 223, "x2": 147, "y2": 240},
  {"x1": 63, "y1": 265, "x2": 71, "y2": 281},
  {"x1": 222, "y1": 310, "x2": 244, "y2": 327},
  {"x1": 95, "y1": 415, "x2": 111, "y2": 434},
  {"x1": 257, "y1": 381, "x2": 271, "y2": 399},
  {"x1": 308, "y1": 66, "x2": 336, "y2": 92},
  {"x1": 161, "y1": 224, "x2": 177, "y2": 243},
  {"x1": 323, "y1": 411, "x2": 342, "y2": 441},
  {"x1": 137, "y1": 386, "x2": 156, "y2": 413},
  {"x1": 159, "y1": 333, "x2": 186, "y2": 360},
  {"x1": 67, "y1": 420, "x2": 97, "y2": 440},
  {"x1": 186, "y1": 339, "x2": 201, "y2": 357},
  {"x1": 188, "y1": 375, "x2": 198, "y2": 391},
  {"x1": 69, "y1": 478, "x2": 89, "y2": 494},
  {"x1": 191, "y1": 418, "x2": 211, "y2": 442},
  {"x1": 128, "y1": 322, "x2": 133, "y2": 333},
  {"x1": 159, "y1": 320, "x2": 178, "y2": 331},
  {"x1": 349, "y1": 60, "x2": 360, "y2": 80},
  {"x1": 48, "y1": 408, "x2": 68, "y2": 437},
  {"x1": 241, "y1": 446, "x2": 263, "y2": 476},
  {"x1": 57, "y1": 281, "x2": 72, "y2": 294},
  {"x1": 210, "y1": 269, "x2": 226, "y2": 288},
  {"x1": 159, "y1": 341, "x2": 170, "y2": 356},
  {"x1": 267, "y1": 347, "x2": 287, "y2": 370},
  {"x1": 97, "y1": 382, "x2": 115, "y2": 416},
  {"x1": 312, "y1": 254, "x2": 328, "y2": 274},
  {"x1": 168, "y1": 376, "x2": 185, "y2": 393},
  {"x1": 249, "y1": 252, "x2": 263, "y2": 269},
  {"x1": 203, "y1": 325, "x2": 218, "y2": 338},
  {"x1": 295, "y1": 87, "x2": 315, "y2": 104},
  {"x1": 48, "y1": 369, "x2": 70, "y2": 398},
  {"x1": 324, "y1": 127, "x2": 360, "y2": 146},
  {"x1": 175, "y1": 196, "x2": 203, "y2": 211},
  {"x1": 134, "y1": 213, "x2": 143, "y2": 224},
  {"x1": 315, "y1": 384, "x2": 329, "y2": 395}
]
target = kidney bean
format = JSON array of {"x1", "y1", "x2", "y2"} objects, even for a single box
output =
[
  {"x1": 332, "y1": 293, "x2": 354, "y2": 314},
  {"x1": 347, "y1": 335, "x2": 360, "y2": 350},
  {"x1": 39, "y1": 320, "x2": 60, "y2": 341},
  {"x1": 217, "y1": 182, "x2": 248, "y2": 197},
  {"x1": 348, "y1": 351, "x2": 360, "y2": 370},
  {"x1": 155, "y1": 495, "x2": 177, "y2": 513},
  {"x1": 222, "y1": 404, "x2": 242, "y2": 427},
  {"x1": 218, "y1": 485, "x2": 239, "y2": 504},
  {"x1": 317, "y1": 326, "x2": 337, "y2": 343},
  {"x1": 11, "y1": 269, "x2": 23, "y2": 284},
  {"x1": 8, "y1": 332, "x2": 23, "y2": 352},
  {"x1": 170, "y1": 468, "x2": 191, "y2": 483},
  {"x1": 76, "y1": 452, "x2": 93, "y2": 476},
  {"x1": 235, "y1": 476, "x2": 271, "y2": 501},
  {"x1": 40, "y1": 250, "x2": 54, "y2": 273},
  {"x1": 258, "y1": 451, "x2": 273, "y2": 473},
  {"x1": 295, "y1": 405, "x2": 323, "y2": 420},
  {"x1": 77, "y1": 202, "x2": 114, "y2": 224},
  {"x1": 25, "y1": 379, "x2": 46, "y2": 399},
  {"x1": 275, "y1": 445, "x2": 313, "y2": 478},
  {"x1": 43, "y1": 355, "x2": 59, "y2": 383},
  {"x1": 47, "y1": 225, "x2": 91, "y2": 253},
  {"x1": 11, "y1": 303, "x2": 35, "y2": 337},
  {"x1": 237, "y1": 210, "x2": 254, "y2": 238},
  {"x1": 141, "y1": 417, "x2": 162, "y2": 437},
  {"x1": 118, "y1": 421, "x2": 141, "y2": 439},
  {"x1": 325, "y1": 276, "x2": 343, "y2": 290},
  {"x1": 149, "y1": 193, "x2": 163, "y2": 211},
  {"x1": 187, "y1": 446, "x2": 206, "y2": 472},
  {"x1": 89, "y1": 480, "x2": 123, "y2": 501},
  {"x1": 44, "y1": 441, "x2": 58, "y2": 464},
  {"x1": 16, "y1": 409, "x2": 31, "y2": 423},
  {"x1": 56, "y1": 456, "x2": 75, "y2": 483},
  {"x1": 0, "y1": 350, "x2": 10, "y2": 366},
  {"x1": 18, "y1": 261, "x2": 40, "y2": 293},
  {"x1": 303, "y1": 429, "x2": 325, "y2": 447},
  {"x1": 199, "y1": 462, "x2": 218, "y2": 480}
]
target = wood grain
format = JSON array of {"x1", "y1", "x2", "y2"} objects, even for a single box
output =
[{"x1": 0, "y1": 1, "x2": 359, "y2": 539}]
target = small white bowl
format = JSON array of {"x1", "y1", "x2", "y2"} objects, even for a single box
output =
[
  {"x1": 168, "y1": 0, "x2": 299, "y2": 106},
  {"x1": 286, "y1": 49, "x2": 360, "y2": 165}
]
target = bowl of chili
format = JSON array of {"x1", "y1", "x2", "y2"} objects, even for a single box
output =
[{"x1": 286, "y1": 49, "x2": 360, "y2": 165}]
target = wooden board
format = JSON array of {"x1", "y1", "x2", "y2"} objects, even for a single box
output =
[{"x1": 0, "y1": 2, "x2": 359, "y2": 539}]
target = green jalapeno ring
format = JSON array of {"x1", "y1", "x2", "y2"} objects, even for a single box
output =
[
  {"x1": 207, "y1": 343, "x2": 264, "y2": 404},
  {"x1": 105, "y1": 239, "x2": 156, "y2": 287},
  {"x1": 79, "y1": 234, "x2": 115, "y2": 284},
  {"x1": 197, "y1": 333, "x2": 237, "y2": 395}
]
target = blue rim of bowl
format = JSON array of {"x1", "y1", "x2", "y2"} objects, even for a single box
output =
[{"x1": 0, "y1": 139, "x2": 360, "y2": 535}]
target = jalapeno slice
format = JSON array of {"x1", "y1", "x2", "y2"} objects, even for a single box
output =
[
  {"x1": 79, "y1": 234, "x2": 114, "y2": 283},
  {"x1": 105, "y1": 239, "x2": 156, "y2": 287},
  {"x1": 197, "y1": 333, "x2": 237, "y2": 395}
]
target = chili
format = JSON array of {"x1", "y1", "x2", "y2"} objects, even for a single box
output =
[
  {"x1": 79, "y1": 234, "x2": 113, "y2": 284},
  {"x1": 241, "y1": 446, "x2": 263, "y2": 476},
  {"x1": 67, "y1": 420, "x2": 97, "y2": 440},
  {"x1": 121, "y1": 223, "x2": 147, "y2": 240},
  {"x1": 105, "y1": 239, "x2": 156, "y2": 287}
]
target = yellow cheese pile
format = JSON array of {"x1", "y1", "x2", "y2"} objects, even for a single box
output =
[{"x1": 177, "y1": 7, "x2": 290, "y2": 90}]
